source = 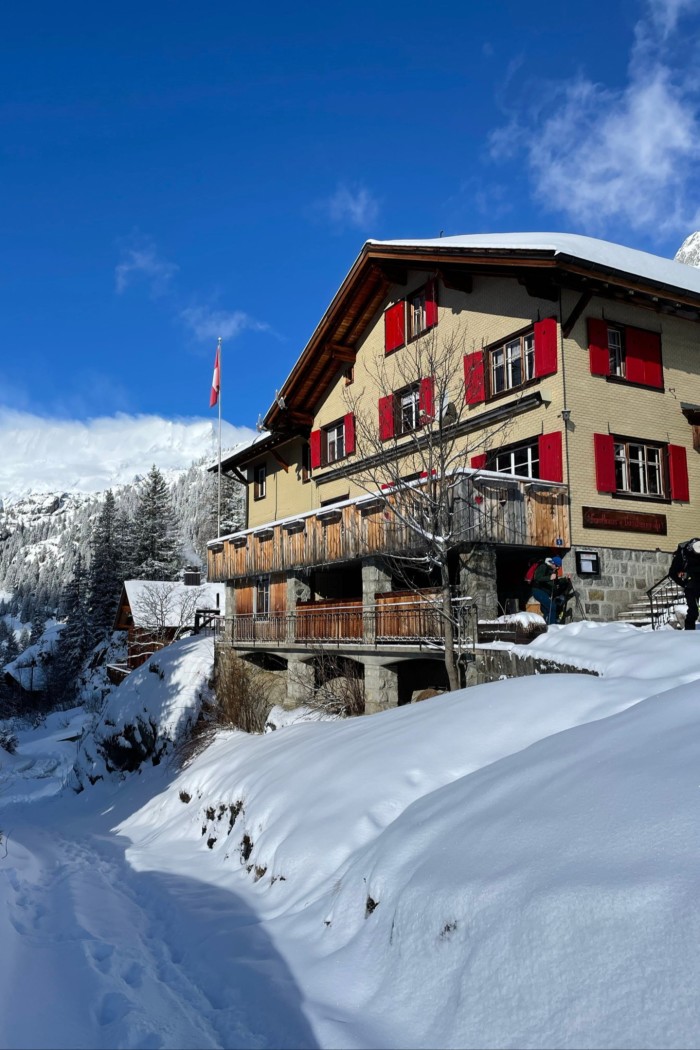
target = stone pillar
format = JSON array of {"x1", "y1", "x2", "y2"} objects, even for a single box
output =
[
  {"x1": 362, "y1": 557, "x2": 392, "y2": 644},
  {"x1": 364, "y1": 661, "x2": 399, "y2": 715},
  {"x1": 459, "y1": 544, "x2": 498, "y2": 619},
  {"x1": 224, "y1": 582, "x2": 236, "y2": 642},
  {"x1": 285, "y1": 655, "x2": 315, "y2": 710},
  {"x1": 286, "y1": 571, "x2": 311, "y2": 643}
]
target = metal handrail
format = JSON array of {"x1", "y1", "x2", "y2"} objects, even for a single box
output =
[{"x1": 646, "y1": 574, "x2": 686, "y2": 630}]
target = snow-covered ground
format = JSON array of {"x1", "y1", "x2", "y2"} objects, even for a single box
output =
[{"x1": 2, "y1": 623, "x2": 700, "y2": 1048}]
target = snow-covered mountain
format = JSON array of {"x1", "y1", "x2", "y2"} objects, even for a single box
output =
[
  {"x1": 0, "y1": 409, "x2": 254, "y2": 503},
  {"x1": 674, "y1": 231, "x2": 700, "y2": 267}
]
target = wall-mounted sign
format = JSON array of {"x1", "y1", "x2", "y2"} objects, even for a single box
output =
[
  {"x1": 575, "y1": 549, "x2": 600, "y2": 575},
  {"x1": 582, "y1": 506, "x2": 667, "y2": 535}
]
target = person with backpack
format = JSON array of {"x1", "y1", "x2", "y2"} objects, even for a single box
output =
[
  {"x1": 669, "y1": 538, "x2": 700, "y2": 631},
  {"x1": 531, "y1": 556, "x2": 566, "y2": 625}
]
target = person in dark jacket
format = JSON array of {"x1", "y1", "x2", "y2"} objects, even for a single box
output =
[
  {"x1": 532, "y1": 556, "x2": 565, "y2": 624},
  {"x1": 669, "y1": 538, "x2": 700, "y2": 631}
]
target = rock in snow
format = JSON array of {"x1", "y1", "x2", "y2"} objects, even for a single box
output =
[{"x1": 675, "y1": 230, "x2": 700, "y2": 267}]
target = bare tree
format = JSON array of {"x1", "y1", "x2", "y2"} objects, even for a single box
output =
[
  {"x1": 345, "y1": 327, "x2": 519, "y2": 691},
  {"x1": 132, "y1": 582, "x2": 200, "y2": 660}
]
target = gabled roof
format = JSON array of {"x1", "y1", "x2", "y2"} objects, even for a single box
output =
[
  {"x1": 262, "y1": 232, "x2": 700, "y2": 433},
  {"x1": 118, "y1": 580, "x2": 225, "y2": 629}
]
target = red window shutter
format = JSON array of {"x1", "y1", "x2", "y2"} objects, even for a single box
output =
[
  {"x1": 384, "y1": 301, "x2": 405, "y2": 354},
  {"x1": 594, "y1": 433, "x2": 616, "y2": 492},
  {"x1": 419, "y1": 376, "x2": 435, "y2": 421},
  {"x1": 471, "y1": 453, "x2": 487, "y2": 469},
  {"x1": 538, "y1": 431, "x2": 563, "y2": 482},
  {"x1": 343, "y1": 412, "x2": 355, "y2": 456},
  {"x1": 588, "y1": 318, "x2": 611, "y2": 376},
  {"x1": 378, "y1": 395, "x2": 395, "y2": 441},
  {"x1": 626, "y1": 327, "x2": 663, "y2": 389},
  {"x1": 424, "y1": 281, "x2": 438, "y2": 329},
  {"x1": 668, "y1": 444, "x2": 689, "y2": 501},
  {"x1": 310, "y1": 429, "x2": 322, "y2": 470},
  {"x1": 533, "y1": 317, "x2": 557, "y2": 378},
  {"x1": 464, "y1": 351, "x2": 485, "y2": 405}
]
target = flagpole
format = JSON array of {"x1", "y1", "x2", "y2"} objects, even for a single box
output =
[{"x1": 217, "y1": 336, "x2": 222, "y2": 538}]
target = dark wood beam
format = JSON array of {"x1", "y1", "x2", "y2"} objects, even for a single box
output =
[
  {"x1": 224, "y1": 466, "x2": 247, "y2": 485},
  {"x1": 287, "y1": 409, "x2": 314, "y2": 428},
  {"x1": 327, "y1": 342, "x2": 357, "y2": 363},
  {"x1": 373, "y1": 262, "x2": 408, "y2": 286},
  {"x1": 562, "y1": 290, "x2": 592, "y2": 338}
]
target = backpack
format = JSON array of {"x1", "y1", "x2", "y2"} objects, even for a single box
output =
[
  {"x1": 524, "y1": 560, "x2": 541, "y2": 584},
  {"x1": 680, "y1": 539, "x2": 700, "y2": 575}
]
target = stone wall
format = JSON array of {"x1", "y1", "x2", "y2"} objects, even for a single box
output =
[{"x1": 560, "y1": 545, "x2": 670, "y2": 621}]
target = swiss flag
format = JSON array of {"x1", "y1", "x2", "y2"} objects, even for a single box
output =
[{"x1": 209, "y1": 345, "x2": 220, "y2": 408}]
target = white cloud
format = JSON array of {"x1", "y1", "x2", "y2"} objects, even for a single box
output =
[
  {"x1": 180, "y1": 306, "x2": 270, "y2": 343},
  {"x1": 115, "y1": 235, "x2": 179, "y2": 296},
  {"x1": 489, "y1": 3, "x2": 700, "y2": 236},
  {"x1": 315, "y1": 183, "x2": 380, "y2": 230},
  {"x1": 0, "y1": 409, "x2": 255, "y2": 498}
]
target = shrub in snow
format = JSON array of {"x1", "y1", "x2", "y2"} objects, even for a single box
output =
[{"x1": 0, "y1": 727, "x2": 17, "y2": 754}]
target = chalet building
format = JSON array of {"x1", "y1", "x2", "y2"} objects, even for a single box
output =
[
  {"x1": 111, "y1": 577, "x2": 225, "y2": 680},
  {"x1": 208, "y1": 233, "x2": 700, "y2": 711}
]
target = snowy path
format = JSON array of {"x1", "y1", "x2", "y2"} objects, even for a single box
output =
[{"x1": 0, "y1": 795, "x2": 317, "y2": 1050}]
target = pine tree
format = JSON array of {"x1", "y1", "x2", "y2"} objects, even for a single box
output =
[
  {"x1": 51, "y1": 554, "x2": 92, "y2": 702},
  {"x1": 88, "y1": 490, "x2": 122, "y2": 638},
  {"x1": 133, "y1": 466, "x2": 181, "y2": 580},
  {"x1": 3, "y1": 626, "x2": 20, "y2": 668}
]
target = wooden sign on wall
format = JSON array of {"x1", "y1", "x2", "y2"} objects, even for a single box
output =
[{"x1": 582, "y1": 506, "x2": 667, "y2": 535}]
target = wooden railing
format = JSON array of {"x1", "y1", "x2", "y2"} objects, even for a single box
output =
[
  {"x1": 208, "y1": 473, "x2": 569, "y2": 582},
  {"x1": 229, "y1": 592, "x2": 474, "y2": 648}
]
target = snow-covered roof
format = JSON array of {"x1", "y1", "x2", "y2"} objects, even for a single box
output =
[
  {"x1": 4, "y1": 621, "x2": 64, "y2": 692},
  {"x1": 368, "y1": 232, "x2": 700, "y2": 298},
  {"x1": 123, "y1": 580, "x2": 225, "y2": 627}
]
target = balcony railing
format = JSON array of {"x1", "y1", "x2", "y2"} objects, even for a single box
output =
[
  {"x1": 224, "y1": 594, "x2": 476, "y2": 650},
  {"x1": 208, "y1": 471, "x2": 569, "y2": 583}
]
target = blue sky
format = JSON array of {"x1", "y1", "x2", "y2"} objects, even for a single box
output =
[{"x1": 1, "y1": 0, "x2": 700, "y2": 432}]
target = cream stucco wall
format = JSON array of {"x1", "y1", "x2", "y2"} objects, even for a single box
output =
[{"x1": 243, "y1": 271, "x2": 700, "y2": 556}]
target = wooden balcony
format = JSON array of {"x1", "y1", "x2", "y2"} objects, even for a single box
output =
[
  {"x1": 208, "y1": 471, "x2": 569, "y2": 583},
  {"x1": 228, "y1": 591, "x2": 464, "y2": 648}
]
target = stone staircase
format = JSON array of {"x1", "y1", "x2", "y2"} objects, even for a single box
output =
[{"x1": 615, "y1": 576, "x2": 686, "y2": 629}]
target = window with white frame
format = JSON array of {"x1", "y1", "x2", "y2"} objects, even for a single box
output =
[
  {"x1": 408, "y1": 288, "x2": 428, "y2": 340},
  {"x1": 324, "y1": 421, "x2": 345, "y2": 464},
  {"x1": 614, "y1": 440, "x2": 663, "y2": 496},
  {"x1": 399, "y1": 384, "x2": 421, "y2": 434},
  {"x1": 254, "y1": 576, "x2": 270, "y2": 619},
  {"x1": 490, "y1": 439, "x2": 540, "y2": 479},
  {"x1": 254, "y1": 464, "x2": 266, "y2": 500},
  {"x1": 608, "y1": 326, "x2": 626, "y2": 377},
  {"x1": 489, "y1": 333, "x2": 535, "y2": 395}
]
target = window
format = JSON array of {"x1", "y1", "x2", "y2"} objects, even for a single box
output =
[
  {"x1": 614, "y1": 440, "x2": 663, "y2": 496},
  {"x1": 310, "y1": 414, "x2": 355, "y2": 469},
  {"x1": 464, "y1": 318, "x2": 557, "y2": 406},
  {"x1": 588, "y1": 319, "x2": 663, "y2": 388},
  {"x1": 491, "y1": 439, "x2": 540, "y2": 478},
  {"x1": 384, "y1": 281, "x2": 437, "y2": 353},
  {"x1": 594, "y1": 432, "x2": 689, "y2": 500},
  {"x1": 300, "y1": 442, "x2": 311, "y2": 483},
  {"x1": 489, "y1": 333, "x2": 535, "y2": 395},
  {"x1": 399, "y1": 384, "x2": 421, "y2": 434},
  {"x1": 254, "y1": 464, "x2": 266, "y2": 500},
  {"x1": 481, "y1": 432, "x2": 563, "y2": 482},
  {"x1": 607, "y1": 326, "x2": 625, "y2": 377},
  {"x1": 344, "y1": 365, "x2": 354, "y2": 386},
  {"x1": 378, "y1": 377, "x2": 434, "y2": 441},
  {"x1": 325, "y1": 421, "x2": 345, "y2": 463},
  {"x1": 254, "y1": 576, "x2": 270, "y2": 619}
]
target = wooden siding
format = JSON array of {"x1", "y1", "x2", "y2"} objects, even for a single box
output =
[{"x1": 209, "y1": 476, "x2": 569, "y2": 582}]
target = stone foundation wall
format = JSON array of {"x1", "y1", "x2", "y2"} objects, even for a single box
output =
[{"x1": 560, "y1": 546, "x2": 670, "y2": 621}]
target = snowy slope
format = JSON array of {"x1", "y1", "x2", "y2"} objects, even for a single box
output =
[{"x1": 3, "y1": 623, "x2": 700, "y2": 1048}]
